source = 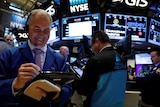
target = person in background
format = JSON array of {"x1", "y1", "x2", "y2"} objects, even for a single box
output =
[
  {"x1": 0, "y1": 9, "x2": 72, "y2": 107},
  {"x1": 129, "y1": 48, "x2": 160, "y2": 107},
  {"x1": 5, "y1": 34, "x2": 14, "y2": 46},
  {"x1": 127, "y1": 65, "x2": 135, "y2": 80},
  {"x1": 76, "y1": 30, "x2": 127, "y2": 107},
  {"x1": 59, "y1": 46, "x2": 70, "y2": 61},
  {"x1": 0, "y1": 25, "x2": 12, "y2": 54}
]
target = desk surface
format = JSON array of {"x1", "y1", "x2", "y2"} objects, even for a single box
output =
[{"x1": 125, "y1": 90, "x2": 141, "y2": 94}]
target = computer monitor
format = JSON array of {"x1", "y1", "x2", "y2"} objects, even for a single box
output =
[
  {"x1": 69, "y1": 56, "x2": 77, "y2": 64},
  {"x1": 135, "y1": 53, "x2": 153, "y2": 77},
  {"x1": 127, "y1": 59, "x2": 135, "y2": 68},
  {"x1": 148, "y1": 18, "x2": 160, "y2": 46},
  {"x1": 47, "y1": 20, "x2": 60, "y2": 44},
  {"x1": 61, "y1": 13, "x2": 101, "y2": 40},
  {"x1": 104, "y1": 13, "x2": 147, "y2": 41},
  {"x1": 115, "y1": 34, "x2": 131, "y2": 56}
]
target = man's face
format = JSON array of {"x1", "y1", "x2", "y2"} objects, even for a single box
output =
[
  {"x1": 5, "y1": 35, "x2": 14, "y2": 45},
  {"x1": 150, "y1": 51, "x2": 160, "y2": 65},
  {"x1": 28, "y1": 15, "x2": 51, "y2": 48}
]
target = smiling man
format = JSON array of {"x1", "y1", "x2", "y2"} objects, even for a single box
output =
[{"x1": 0, "y1": 9, "x2": 73, "y2": 107}]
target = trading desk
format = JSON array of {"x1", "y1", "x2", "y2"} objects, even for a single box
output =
[
  {"x1": 126, "y1": 80, "x2": 140, "y2": 91},
  {"x1": 125, "y1": 81, "x2": 141, "y2": 107}
]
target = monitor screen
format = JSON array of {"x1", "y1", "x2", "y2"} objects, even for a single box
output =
[
  {"x1": 127, "y1": 59, "x2": 135, "y2": 68},
  {"x1": 104, "y1": 13, "x2": 147, "y2": 41},
  {"x1": 47, "y1": 20, "x2": 60, "y2": 44},
  {"x1": 61, "y1": 13, "x2": 100, "y2": 40},
  {"x1": 69, "y1": 56, "x2": 77, "y2": 64},
  {"x1": 135, "y1": 53, "x2": 153, "y2": 77},
  {"x1": 148, "y1": 18, "x2": 160, "y2": 46}
]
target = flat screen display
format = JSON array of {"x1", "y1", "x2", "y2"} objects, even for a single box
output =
[
  {"x1": 61, "y1": 13, "x2": 100, "y2": 40},
  {"x1": 148, "y1": 18, "x2": 160, "y2": 46},
  {"x1": 47, "y1": 20, "x2": 60, "y2": 44},
  {"x1": 135, "y1": 53, "x2": 153, "y2": 77},
  {"x1": 104, "y1": 13, "x2": 147, "y2": 41}
]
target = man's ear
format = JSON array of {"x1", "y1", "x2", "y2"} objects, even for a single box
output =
[{"x1": 95, "y1": 38, "x2": 100, "y2": 44}]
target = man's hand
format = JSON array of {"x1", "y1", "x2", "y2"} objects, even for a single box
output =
[
  {"x1": 13, "y1": 63, "x2": 40, "y2": 91},
  {"x1": 35, "y1": 84, "x2": 61, "y2": 100},
  {"x1": 156, "y1": 68, "x2": 160, "y2": 74}
]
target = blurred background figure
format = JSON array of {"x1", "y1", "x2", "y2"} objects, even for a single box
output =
[
  {"x1": 59, "y1": 46, "x2": 70, "y2": 61},
  {"x1": 5, "y1": 34, "x2": 14, "y2": 47},
  {"x1": 127, "y1": 65, "x2": 135, "y2": 80},
  {"x1": 0, "y1": 25, "x2": 12, "y2": 54}
]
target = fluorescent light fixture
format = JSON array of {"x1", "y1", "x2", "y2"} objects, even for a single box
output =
[{"x1": 9, "y1": 6, "x2": 22, "y2": 12}]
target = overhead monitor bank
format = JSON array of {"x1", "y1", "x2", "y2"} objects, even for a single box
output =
[
  {"x1": 47, "y1": 20, "x2": 60, "y2": 44},
  {"x1": 61, "y1": 13, "x2": 101, "y2": 40},
  {"x1": 104, "y1": 13, "x2": 147, "y2": 42},
  {"x1": 148, "y1": 18, "x2": 160, "y2": 46}
]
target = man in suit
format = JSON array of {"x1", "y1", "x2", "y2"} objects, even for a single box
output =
[
  {"x1": 0, "y1": 25, "x2": 12, "y2": 54},
  {"x1": 129, "y1": 48, "x2": 160, "y2": 107},
  {"x1": 59, "y1": 46, "x2": 70, "y2": 61},
  {"x1": 5, "y1": 34, "x2": 14, "y2": 47},
  {"x1": 76, "y1": 30, "x2": 127, "y2": 107},
  {"x1": 0, "y1": 9, "x2": 72, "y2": 107}
]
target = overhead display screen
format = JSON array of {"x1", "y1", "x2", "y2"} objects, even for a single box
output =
[
  {"x1": 148, "y1": 18, "x2": 160, "y2": 46},
  {"x1": 47, "y1": 20, "x2": 60, "y2": 44},
  {"x1": 61, "y1": 13, "x2": 100, "y2": 40},
  {"x1": 104, "y1": 13, "x2": 147, "y2": 41}
]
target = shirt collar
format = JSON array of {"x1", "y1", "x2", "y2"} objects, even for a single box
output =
[
  {"x1": 28, "y1": 40, "x2": 47, "y2": 53},
  {"x1": 99, "y1": 45, "x2": 112, "y2": 53},
  {"x1": 155, "y1": 62, "x2": 160, "y2": 67}
]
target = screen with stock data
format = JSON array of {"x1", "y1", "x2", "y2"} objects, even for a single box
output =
[
  {"x1": 47, "y1": 20, "x2": 60, "y2": 44},
  {"x1": 104, "y1": 13, "x2": 147, "y2": 41},
  {"x1": 61, "y1": 13, "x2": 100, "y2": 40},
  {"x1": 148, "y1": 18, "x2": 160, "y2": 46}
]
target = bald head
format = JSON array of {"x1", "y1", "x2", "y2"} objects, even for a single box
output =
[
  {"x1": 27, "y1": 9, "x2": 52, "y2": 26},
  {"x1": 59, "y1": 46, "x2": 69, "y2": 60},
  {"x1": 5, "y1": 35, "x2": 14, "y2": 46}
]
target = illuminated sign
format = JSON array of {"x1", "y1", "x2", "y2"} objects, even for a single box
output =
[
  {"x1": 69, "y1": 0, "x2": 89, "y2": 13},
  {"x1": 18, "y1": 32, "x2": 28, "y2": 39},
  {"x1": 112, "y1": 0, "x2": 148, "y2": 8},
  {"x1": 46, "y1": 5, "x2": 55, "y2": 16},
  {"x1": 10, "y1": 14, "x2": 26, "y2": 29},
  {"x1": 17, "y1": 30, "x2": 28, "y2": 42}
]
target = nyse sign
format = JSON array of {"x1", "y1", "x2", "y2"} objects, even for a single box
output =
[
  {"x1": 112, "y1": 0, "x2": 148, "y2": 8},
  {"x1": 10, "y1": 21, "x2": 25, "y2": 29},
  {"x1": 70, "y1": 3, "x2": 88, "y2": 13}
]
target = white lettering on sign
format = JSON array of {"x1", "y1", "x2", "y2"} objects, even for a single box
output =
[
  {"x1": 112, "y1": 0, "x2": 148, "y2": 7},
  {"x1": 70, "y1": 3, "x2": 88, "y2": 13},
  {"x1": 46, "y1": 5, "x2": 55, "y2": 16},
  {"x1": 10, "y1": 21, "x2": 24, "y2": 29},
  {"x1": 18, "y1": 33, "x2": 28, "y2": 38}
]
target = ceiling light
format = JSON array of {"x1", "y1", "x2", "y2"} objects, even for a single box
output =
[{"x1": 9, "y1": 6, "x2": 22, "y2": 12}]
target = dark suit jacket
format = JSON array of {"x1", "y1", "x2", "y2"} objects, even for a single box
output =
[
  {"x1": 136, "y1": 64, "x2": 160, "y2": 107},
  {"x1": 0, "y1": 42, "x2": 73, "y2": 107},
  {"x1": 76, "y1": 47, "x2": 127, "y2": 107}
]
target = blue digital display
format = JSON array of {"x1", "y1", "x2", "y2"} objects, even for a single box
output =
[
  {"x1": 69, "y1": 0, "x2": 88, "y2": 6},
  {"x1": 69, "y1": 0, "x2": 89, "y2": 13}
]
